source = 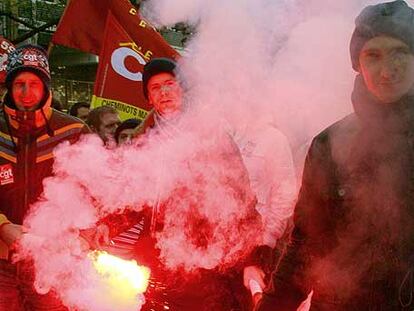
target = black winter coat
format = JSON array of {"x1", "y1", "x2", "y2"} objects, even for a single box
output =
[{"x1": 258, "y1": 76, "x2": 414, "y2": 311}]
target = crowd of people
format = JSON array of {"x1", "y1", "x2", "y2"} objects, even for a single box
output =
[{"x1": 1, "y1": 0, "x2": 414, "y2": 310}]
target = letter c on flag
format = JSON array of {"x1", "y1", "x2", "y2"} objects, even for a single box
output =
[{"x1": 111, "y1": 47, "x2": 146, "y2": 81}]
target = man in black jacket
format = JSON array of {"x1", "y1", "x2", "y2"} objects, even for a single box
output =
[
  {"x1": 257, "y1": 1, "x2": 414, "y2": 310},
  {"x1": 0, "y1": 44, "x2": 89, "y2": 310}
]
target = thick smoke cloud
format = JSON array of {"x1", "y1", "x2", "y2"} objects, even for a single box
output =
[
  {"x1": 17, "y1": 0, "x2": 414, "y2": 310},
  {"x1": 19, "y1": 120, "x2": 261, "y2": 309},
  {"x1": 143, "y1": 0, "x2": 414, "y2": 166},
  {"x1": 142, "y1": 0, "x2": 354, "y2": 155},
  {"x1": 142, "y1": 0, "x2": 414, "y2": 309}
]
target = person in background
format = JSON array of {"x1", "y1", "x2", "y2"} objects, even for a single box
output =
[
  {"x1": 114, "y1": 118, "x2": 142, "y2": 146},
  {"x1": 229, "y1": 121, "x2": 297, "y2": 308},
  {"x1": 51, "y1": 98, "x2": 63, "y2": 112},
  {"x1": 69, "y1": 101, "x2": 90, "y2": 122},
  {"x1": 86, "y1": 105, "x2": 120, "y2": 147}
]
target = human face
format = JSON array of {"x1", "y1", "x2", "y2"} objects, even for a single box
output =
[
  {"x1": 76, "y1": 107, "x2": 90, "y2": 122},
  {"x1": 98, "y1": 112, "x2": 120, "y2": 142},
  {"x1": 12, "y1": 71, "x2": 45, "y2": 111},
  {"x1": 118, "y1": 128, "x2": 137, "y2": 146},
  {"x1": 359, "y1": 36, "x2": 414, "y2": 104},
  {"x1": 147, "y1": 72, "x2": 182, "y2": 116}
]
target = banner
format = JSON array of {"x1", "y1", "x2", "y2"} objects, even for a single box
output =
[
  {"x1": 0, "y1": 37, "x2": 15, "y2": 83},
  {"x1": 53, "y1": 0, "x2": 179, "y2": 121}
]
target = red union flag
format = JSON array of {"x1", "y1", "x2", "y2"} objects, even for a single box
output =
[
  {"x1": 52, "y1": 0, "x2": 179, "y2": 120},
  {"x1": 92, "y1": 11, "x2": 154, "y2": 120},
  {"x1": 0, "y1": 37, "x2": 15, "y2": 84},
  {"x1": 52, "y1": 0, "x2": 110, "y2": 55}
]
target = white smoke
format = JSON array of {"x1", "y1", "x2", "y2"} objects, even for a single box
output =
[
  {"x1": 19, "y1": 115, "x2": 260, "y2": 310},
  {"x1": 18, "y1": 0, "x2": 414, "y2": 310},
  {"x1": 143, "y1": 0, "x2": 414, "y2": 165}
]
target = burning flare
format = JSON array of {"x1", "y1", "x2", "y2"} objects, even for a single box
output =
[{"x1": 89, "y1": 251, "x2": 151, "y2": 309}]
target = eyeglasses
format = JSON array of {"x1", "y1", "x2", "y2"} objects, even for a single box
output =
[{"x1": 148, "y1": 80, "x2": 179, "y2": 94}]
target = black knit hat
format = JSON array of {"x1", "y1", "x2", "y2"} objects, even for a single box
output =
[
  {"x1": 142, "y1": 58, "x2": 177, "y2": 99},
  {"x1": 114, "y1": 118, "x2": 142, "y2": 143},
  {"x1": 5, "y1": 44, "x2": 50, "y2": 91},
  {"x1": 350, "y1": 0, "x2": 414, "y2": 72}
]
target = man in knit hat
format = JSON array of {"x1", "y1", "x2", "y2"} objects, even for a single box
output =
[
  {"x1": 97, "y1": 57, "x2": 268, "y2": 311},
  {"x1": 142, "y1": 57, "x2": 182, "y2": 120},
  {"x1": 0, "y1": 44, "x2": 89, "y2": 310},
  {"x1": 257, "y1": 1, "x2": 414, "y2": 310}
]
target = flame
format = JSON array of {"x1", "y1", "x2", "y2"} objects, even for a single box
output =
[{"x1": 89, "y1": 251, "x2": 151, "y2": 307}]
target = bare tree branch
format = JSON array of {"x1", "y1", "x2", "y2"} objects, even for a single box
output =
[
  {"x1": 12, "y1": 19, "x2": 59, "y2": 44},
  {"x1": 0, "y1": 11, "x2": 37, "y2": 29}
]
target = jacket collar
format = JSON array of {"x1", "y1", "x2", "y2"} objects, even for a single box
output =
[
  {"x1": 351, "y1": 75, "x2": 414, "y2": 133},
  {"x1": 3, "y1": 91, "x2": 52, "y2": 132}
]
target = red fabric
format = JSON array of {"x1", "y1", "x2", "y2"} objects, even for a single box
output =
[
  {"x1": 93, "y1": 11, "x2": 154, "y2": 112},
  {"x1": 51, "y1": 0, "x2": 110, "y2": 55},
  {"x1": 52, "y1": 0, "x2": 178, "y2": 57},
  {"x1": 0, "y1": 260, "x2": 67, "y2": 310},
  {"x1": 0, "y1": 37, "x2": 15, "y2": 83}
]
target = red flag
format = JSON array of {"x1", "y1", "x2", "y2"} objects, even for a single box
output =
[
  {"x1": 52, "y1": 0, "x2": 179, "y2": 120},
  {"x1": 91, "y1": 11, "x2": 154, "y2": 120},
  {"x1": 52, "y1": 0, "x2": 178, "y2": 58},
  {"x1": 52, "y1": 0, "x2": 110, "y2": 55},
  {"x1": 0, "y1": 37, "x2": 15, "y2": 84}
]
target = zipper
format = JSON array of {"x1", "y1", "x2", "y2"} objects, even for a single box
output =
[{"x1": 23, "y1": 134, "x2": 29, "y2": 212}]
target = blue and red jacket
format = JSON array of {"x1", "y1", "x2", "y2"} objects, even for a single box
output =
[{"x1": 0, "y1": 92, "x2": 90, "y2": 258}]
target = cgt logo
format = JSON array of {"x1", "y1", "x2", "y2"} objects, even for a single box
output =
[
  {"x1": 22, "y1": 52, "x2": 49, "y2": 70},
  {"x1": 111, "y1": 43, "x2": 152, "y2": 82},
  {"x1": 23, "y1": 53, "x2": 41, "y2": 62},
  {"x1": 0, "y1": 164, "x2": 14, "y2": 185}
]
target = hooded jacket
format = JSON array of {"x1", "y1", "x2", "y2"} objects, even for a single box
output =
[
  {"x1": 257, "y1": 76, "x2": 414, "y2": 311},
  {"x1": 0, "y1": 91, "x2": 90, "y2": 258}
]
